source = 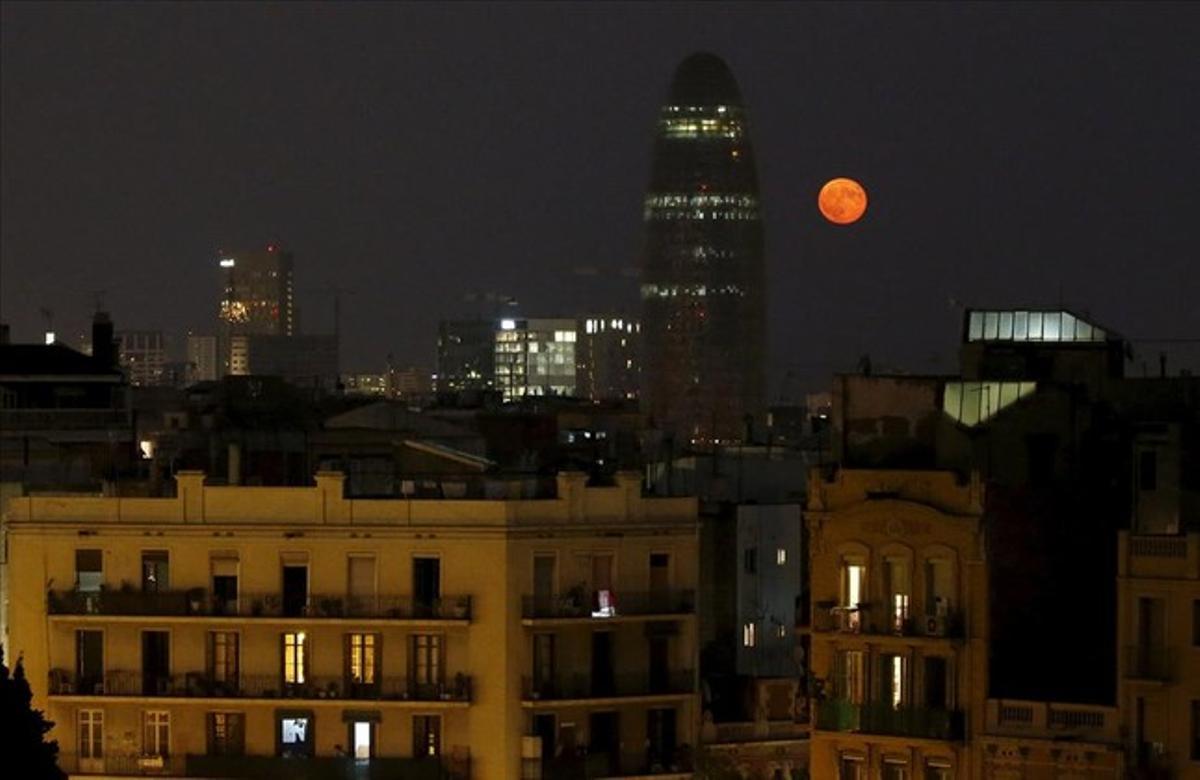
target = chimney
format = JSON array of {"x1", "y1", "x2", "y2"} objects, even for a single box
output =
[{"x1": 92, "y1": 311, "x2": 117, "y2": 369}]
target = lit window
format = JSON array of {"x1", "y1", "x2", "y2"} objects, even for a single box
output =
[
  {"x1": 776, "y1": 548, "x2": 787, "y2": 565},
  {"x1": 742, "y1": 621, "x2": 756, "y2": 647},
  {"x1": 283, "y1": 632, "x2": 306, "y2": 684}
]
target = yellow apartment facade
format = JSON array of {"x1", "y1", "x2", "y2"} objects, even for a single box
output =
[
  {"x1": 1117, "y1": 531, "x2": 1200, "y2": 779},
  {"x1": 1, "y1": 470, "x2": 699, "y2": 780},
  {"x1": 806, "y1": 468, "x2": 987, "y2": 780}
]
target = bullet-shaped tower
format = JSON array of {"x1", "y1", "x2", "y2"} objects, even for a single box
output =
[{"x1": 640, "y1": 52, "x2": 766, "y2": 447}]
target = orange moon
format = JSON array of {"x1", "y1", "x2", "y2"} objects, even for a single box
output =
[{"x1": 818, "y1": 177, "x2": 868, "y2": 225}]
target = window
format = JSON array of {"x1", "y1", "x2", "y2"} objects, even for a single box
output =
[
  {"x1": 351, "y1": 720, "x2": 374, "y2": 760},
  {"x1": 776, "y1": 548, "x2": 787, "y2": 565},
  {"x1": 278, "y1": 712, "x2": 313, "y2": 758},
  {"x1": 924, "y1": 559, "x2": 953, "y2": 617},
  {"x1": 413, "y1": 557, "x2": 441, "y2": 617},
  {"x1": 143, "y1": 711, "x2": 170, "y2": 757},
  {"x1": 281, "y1": 560, "x2": 308, "y2": 617},
  {"x1": 211, "y1": 556, "x2": 239, "y2": 615},
  {"x1": 744, "y1": 547, "x2": 758, "y2": 574},
  {"x1": 885, "y1": 557, "x2": 911, "y2": 633},
  {"x1": 649, "y1": 553, "x2": 670, "y2": 592},
  {"x1": 207, "y1": 712, "x2": 245, "y2": 756},
  {"x1": 1140, "y1": 451, "x2": 1158, "y2": 491},
  {"x1": 1194, "y1": 600, "x2": 1200, "y2": 646},
  {"x1": 883, "y1": 760, "x2": 910, "y2": 780},
  {"x1": 78, "y1": 710, "x2": 103, "y2": 760},
  {"x1": 347, "y1": 633, "x2": 378, "y2": 685},
  {"x1": 924, "y1": 760, "x2": 953, "y2": 780},
  {"x1": 533, "y1": 633, "x2": 556, "y2": 691},
  {"x1": 414, "y1": 715, "x2": 441, "y2": 758},
  {"x1": 208, "y1": 630, "x2": 238, "y2": 679},
  {"x1": 839, "y1": 755, "x2": 865, "y2": 780},
  {"x1": 141, "y1": 551, "x2": 169, "y2": 593},
  {"x1": 412, "y1": 635, "x2": 443, "y2": 690},
  {"x1": 76, "y1": 549, "x2": 103, "y2": 592},
  {"x1": 841, "y1": 559, "x2": 866, "y2": 631},
  {"x1": 835, "y1": 650, "x2": 865, "y2": 704},
  {"x1": 283, "y1": 632, "x2": 307, "y2": 685},
  {"x1": 881, "y1": 653, "x2": 909, "y2": 708},
  {"x1": 347, "y1": 556, "x2": 377, "y2": 615},
  {"x1": 76, "y1": 630, "x2": 104, "y2": 694},
  {"x1": 742, "y1": 621, "x2": 756, "y2": 647},
  {"x1": 1192, "y1": 700, "x2": 1200, "y2": 761}
]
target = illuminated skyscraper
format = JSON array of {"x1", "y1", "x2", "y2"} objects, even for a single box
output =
[
  {"x1": 640, "y1": 52, "x2": 765, "y2": 447},
  {"x1": 217, "y1": 245, "x2": 296, "y2": 338}
]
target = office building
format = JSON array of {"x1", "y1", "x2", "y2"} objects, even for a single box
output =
[
  {"x1": 494, "y1": 318, "x2": 577, "y2": 402},
  {"x1": 186, "y1": 334, "x2": 220, "y2": 384},
  {"x1": 3, "y1": 470, "x2": 699, "y2": 779},
  {"x1": 577, "y1": 316, "x2": 640, "y2": 402},
  {"x1": 117, "y1": 330, "x2": 167, "y2": 387},
  {"x1": 639, "y1": 52, "x2": 766, "y2": 447},
  {"x1": 435, "y1": 320, "x2": 495, "y2": 393},
  {"x1": 217, "y1": 245, "x2": 296, "y2": 338}
]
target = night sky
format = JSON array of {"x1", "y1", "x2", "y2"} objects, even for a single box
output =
[{"x1": 3, "y1": 2, "x2": 1197, "y2": 392}]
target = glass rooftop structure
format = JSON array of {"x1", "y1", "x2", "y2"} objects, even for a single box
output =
[{"x1": 965, "y1": 309, "x2": 1107, "y2": 344}]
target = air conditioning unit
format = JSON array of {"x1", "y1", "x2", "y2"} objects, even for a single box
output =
[{"x1": 925, "y1": 615, "x2": 947, "y2": 637}]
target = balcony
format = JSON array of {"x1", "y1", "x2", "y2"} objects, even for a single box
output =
[
  {"x1": 1122, "y1": 532, "x2": 1200, "y2": 580},
  {"x1": 57, "y1": 752, "x2": 471, "y2": 779},
  {"x1": 812, "y1": 603, "x2": 964, "y2": 639},
  {"x1": 817, "y1": 699, "x2": 963, "y2": 741},
  {"x1": 536, "y1": 755, "x2": 692, "y2": 779},
  {"x1": 522, "y1": 589, "x2": 695, "y2": 620},
  {"x1": 49, "y1": 670, "x2": 472, "y2": 703},
  {"x1": 523, "y1": 670, "x2": 694, "y2": 702},
  {"x1": 1123, "y1": 645, "x2": 1173, "y2": 682},
  {"x1": 46, "y1": 589, "x2": 472, "y2": 621},
  {"x1": 985, "y1": 698, "x2": 1119, "y2": 743},
  {"x1": 704, "y1": 719, "x2": 808, "y2": 744}
]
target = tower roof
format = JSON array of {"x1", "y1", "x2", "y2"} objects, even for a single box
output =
[{"x1": 667, "y1": 52, "x2": 744, "y2": 105}]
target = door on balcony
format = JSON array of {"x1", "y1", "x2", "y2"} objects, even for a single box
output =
[
  {"x1": 650, "y1": 553, "x2": 670, "y2": 611},
  {"x1": 647, "y1": 707, "x2": 677, "y2": 771},
  {"x1": 533, "y1": 633, "x2": 556, "y2": 697},
  {"x1": 411, "y1": 634, "x2": 443, "y2": 698},
  {"x1": 591, "y1": 631, "x2": 615, "y2": 696},
  {"x1": 533, "y1": 713, "x2": 556, "y2": 763},
  {"x1": 413, "y1": 557, "x2": 441, "y2": 618},
  {"x1": 75, "y1": 629, "x2": 103, "y2": 694},
  {"x1": 350, "y1": 720, "x2": 374, "y2": 760},
  {"x1": 533, "y1": 554, "x2": 556, "y2": 616},
  {"x1": 207, "y1": 631, "x2": 239, "y2": 694},
  {"x1": 1137, "y1": 597, "x2": 1166, "y2": 676},
  {"x1": 588, "y1": 712, "x2": 618, "y2": 775},
  {"x1": 142, "y1": 551, "x2": 169, "y2": 593},
  {"x1": 142, "y1": 631, "x2": 170, "y2": 695},
  {"x1": 880, "y1": 653, "x2": 909, "y2": 710},
  {"x1": 924, "y1": 656, "x2": 948, "y2": 710},
  {"x1": 884, "y1": 556, "x2": 910, "y2": 633},
  {"x1": 211, "y1": 556, "x2": 239, "y2": 616},
  {"x1": 413, "y1": 715, "x2": 441, "y2": 759},
  {"x1": 346, "y1": 633, "x2": 379, "y2": 697},
  {"x1": 78, "y1": 709, "x2": 103, "y2": 773},
  {"x1": 591, "y1": 553, "x2": 614, "y2": 617},
  {"x1": 282, "y1": 562, "x2": 308, "y2": 617},
  {"x1": 347, "y1": 556, "x2": 377, "y2": 616},
  {"x1": 648, "y1": 635, "x2": 670, "y2": 693}
]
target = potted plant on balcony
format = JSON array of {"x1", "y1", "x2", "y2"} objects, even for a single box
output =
[
  {"x1": 451, "y1": 596, "x2": 469, "y2": 620},
  {"x1": 186, "y1": 588, "x2": 205, "y2": 615}
]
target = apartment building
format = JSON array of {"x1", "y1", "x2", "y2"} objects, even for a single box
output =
[
  {"x1": 1, "y1": 470, "x2": 698, "y2": 779},
  {"x1": 977, "y1": 699, "x2": 1122, "y2": 777},
  {"x1": 1118, "y1": 531, "x2": 1200, "y2": 778},
  {"x1": 806, "y1": 468, "x2": 987, "y2": 780}
]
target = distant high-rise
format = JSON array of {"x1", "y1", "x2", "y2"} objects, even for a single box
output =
[
  {"x1": 116, "y1": 330, "x2": 166, "y2": 386},
  {"x1": 640, "y1": 53, "x2": 766, "y2": 447},
  {"x1": 577, "y1": 315, "x2": 641, "y2": 402},
  {"x1": 218, "y1": 245, "x2": 296, "y2": 338},
  {"x1": 494, "y1": 318, "x2": 577, "y2": 402},
  {"x1": 435, "y1": 319, "x2": 496, "y2": 393}
]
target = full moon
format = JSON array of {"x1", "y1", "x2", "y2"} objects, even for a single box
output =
[{"x1": 818, "y1": 177, "x2": 868, "y2": 225}]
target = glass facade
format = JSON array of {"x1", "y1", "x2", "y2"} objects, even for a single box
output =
[
  {"x1": 965, "y1": 309, "x2": 1106, "y2": 343},
  {"x1": 493, "y1": 319, "x2": 577, "y2": 401},
  {"x1": 640, "y1": 53, "x2": 766, "y2": 446}
]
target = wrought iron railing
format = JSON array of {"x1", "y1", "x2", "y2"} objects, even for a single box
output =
[
  {"x1": 49, "y1": 669, "x2": 472, "y2": 703},
  {"x1": 817, "y1": 699, "x2": 963, "y2": 740},
  {"x1": 521, "y1": 589, "x2": 695, "y2": 619},
  {"x1": 523, "y1": 670, "x2": 694, "y2": 701},
  {"x1": 47, "y1": 589, "x2": 472, "y2": 621}
]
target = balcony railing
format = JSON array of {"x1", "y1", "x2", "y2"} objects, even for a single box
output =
[
  {"x1": 817, "y1": 699, "x2": 963, "y2": 741},
  {"x1": 57, "y1": 752, "x2": 471, "y2": 779},
  {"x1": 812, "y1": 603, "x2": 964, "y2": 639},
  {"x1": 46, "y1": 589, "x2": 472, "y2": 621},
  {"x1": 706, "y1": 720, "x2": 808, "y2": 744},
  {"x1": 49, "y1": 670, "x2": 472, "y2": 703},
  {"x1": 1124, "y1": 645, "x2": 1173, "y2": 682},
  {"x1": 535, "y1": 753, "x2": 692, "y2": 779},
  {"x1": 522, "y1": 589, "x2": 695, "y2": 619},
  {"x1": 523, "y1": 670, "x2": 694, "y2": 701}
]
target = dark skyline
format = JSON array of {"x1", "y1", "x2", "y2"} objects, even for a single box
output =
[{"x1": 2, "y1": 3, "x2": 1198, "y2": 390}]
